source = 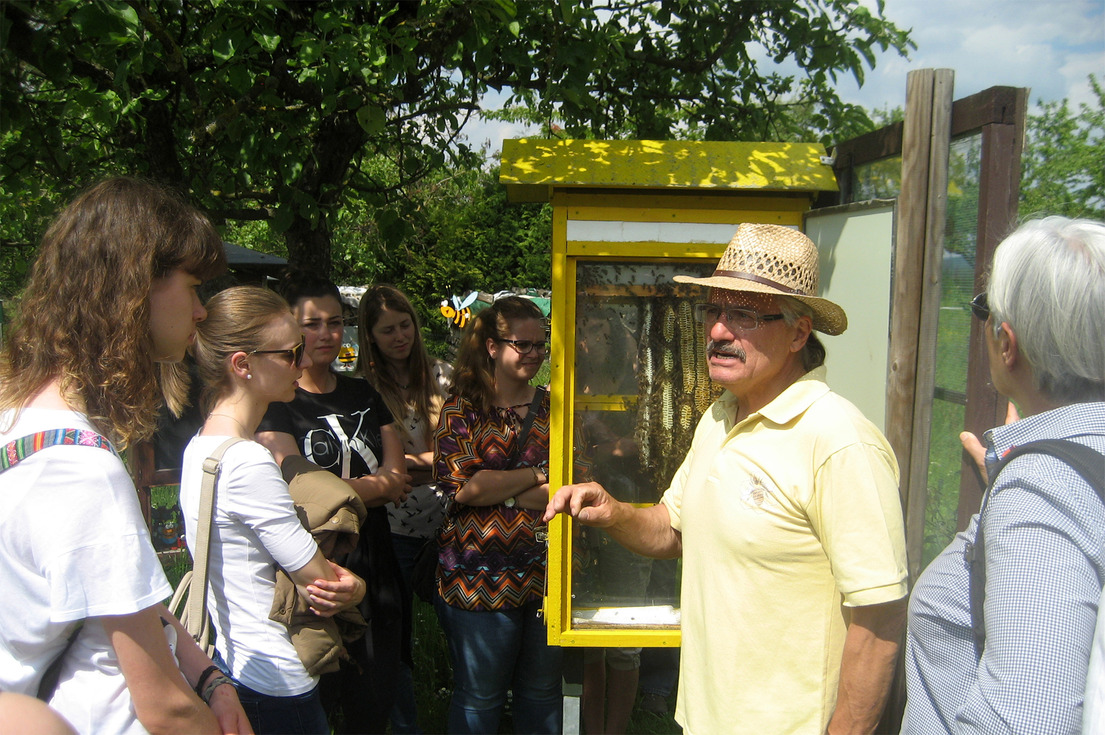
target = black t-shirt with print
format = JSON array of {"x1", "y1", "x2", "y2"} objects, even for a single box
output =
[
  {"x1": 261, "y1": 372, "x2": 394, "y2": 477},
  {"x1": 259, "y1": 373, "x2": 407, "y2": 669}
]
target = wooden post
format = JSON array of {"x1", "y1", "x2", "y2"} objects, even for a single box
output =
[
  {"x1": 904, "y1": 68, "x2": 955, "y2": 582},
  {"x1": 887, "y1": 69, "x2": 934, "y2": 579},
  {"x1": 956, "y1": 88, "x2": 1029, "y2": 528}
]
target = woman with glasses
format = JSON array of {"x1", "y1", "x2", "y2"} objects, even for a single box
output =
[
  {"x1": 433, "y1": 296, "x2": 560, "y2": 734},
  {"x1": 0, "y1": 177, "x2": 250, "y2": 734},
  {"x1": 356, "y1": 284, "x2": 452, "y2": 734},
  {"x1": 256, "y1": 271, "x2": 411, "y2": 734},
  {"x1": 182, "y1": 286, "x2": 365, "y2": 734}
]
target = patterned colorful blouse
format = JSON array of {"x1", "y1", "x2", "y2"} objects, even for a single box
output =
[{"x1": 433, "y1": 389, "x2": 550, "y2": 611}]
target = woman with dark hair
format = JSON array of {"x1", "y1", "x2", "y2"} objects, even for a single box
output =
[
  {"x1": 433, "y1": 296, "x2": 560, "y2": 734},
  {"x1": 356, "y1": 284, "x2": 452, "y2": 733},
  {"x1": 183, "y1": 286, "x2": 364, "y2": 735},
  {"x1": 0, "y1": 177, "x2": 250, "y2": 733},
  {"x1": 256, "y1": 271, "x2": 411, "y2": 734}
]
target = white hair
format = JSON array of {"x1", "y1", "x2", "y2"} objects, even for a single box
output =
[
  {"x1": 778, "y1": 295, "x2": 825, "y2": 371},
  {"x1": 988, "y1": 216, "x2": 1105, "y2": 403}
]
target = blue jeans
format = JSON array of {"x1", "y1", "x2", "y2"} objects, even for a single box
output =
[
  {"x1": 639, "y1": 646, "x2": 679, "y2": 696},
  {"x1": 235, "y1": 682, "x2": 329, "y2": 735},
  {"x1": 435, "y1": 597, "x2": 563, "y2": 734}
]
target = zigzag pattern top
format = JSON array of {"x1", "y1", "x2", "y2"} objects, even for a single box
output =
[
  {"x1": 434, "y1": 391, "x2": 551, "y2": 611},
  {"x1": 2, "y1": 428, "x2": 117, "y2": 473}
]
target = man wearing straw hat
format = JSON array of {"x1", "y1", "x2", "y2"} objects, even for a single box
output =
[{"x1": 544, "y1": 223, "x2": 908, "y2": 734}]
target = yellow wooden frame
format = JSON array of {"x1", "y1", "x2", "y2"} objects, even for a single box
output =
[{"x1": 506, "y1": 140, "x2": 837, "y2": 647}]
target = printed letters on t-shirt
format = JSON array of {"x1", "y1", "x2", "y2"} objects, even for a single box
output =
[{"x1": 301, "y1": 409, "x2": 380, "y2": 477}]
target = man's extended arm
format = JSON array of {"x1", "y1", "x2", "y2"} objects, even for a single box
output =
[
  {"x1": 827, "y1": 598, "x2": 907, "y2": 735},
  {"x1": 543, "y1": 481, "x2": 682, "y2": 559}
]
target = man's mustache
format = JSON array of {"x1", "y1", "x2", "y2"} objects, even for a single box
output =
[{"x1": 707, "y1": 340, "x2": 746, "y2": 361}]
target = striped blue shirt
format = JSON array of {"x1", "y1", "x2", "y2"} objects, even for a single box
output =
[{"x1": 903, "y1": 401, "x2": 1105, "y2": 734}]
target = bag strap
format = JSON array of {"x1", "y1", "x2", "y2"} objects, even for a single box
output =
[
  {"x1": 968, "y1": 438, "x2": 1105, "y2": 658},
  {"x1": 1, "y1": 428, "x2": 117, "y2": 474},
  {"x1": 506, "y1": 386, "x2": 545, "y2": 471},
  {"x1": 0, "y1": 429, "x2": 114, "y2": 699},
  {"x1": 186, "y1": 437, "x2": 246, "y2": 646}
]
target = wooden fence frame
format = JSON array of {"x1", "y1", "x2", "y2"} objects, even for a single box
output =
[
  {"x1": 830, "y1": 80, "x2": 1028, "y2": 555},
  {"x1": 826, "y1": 78, "x2": 1028, "y2": 730}
]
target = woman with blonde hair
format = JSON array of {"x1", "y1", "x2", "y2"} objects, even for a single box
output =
[
  {"x1": 356, "y1": 284, "x2": 452, "y2": 733},
  {"x1": 183, "y1": 286, "x2": 365, "y2": 734},
  {"x1": 433, "y1": 296, "x2": 559, "y2": 734},
  {"x1": 0, "y1": 177, "x2": 250, "y2": 733}
]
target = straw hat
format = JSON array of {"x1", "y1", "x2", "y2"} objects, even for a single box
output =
[{"x1": 673, "y1": 223, "x2": 848, "y2": 335}]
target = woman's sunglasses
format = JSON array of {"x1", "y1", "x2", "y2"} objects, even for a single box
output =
[
  {"x1": 248, "y1": 341, "x2": 306, "y2": 366},
  {"x1": 969, "y1": 293, "x2": 990, "y2": 322}
]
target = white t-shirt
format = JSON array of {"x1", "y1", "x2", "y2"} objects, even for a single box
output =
[
  {"x1": 0, "y1": 408, "x2": 172, "y2": 735},
  {"x1": 180, "y1": 436, "x2": 319, "y2": 696}
]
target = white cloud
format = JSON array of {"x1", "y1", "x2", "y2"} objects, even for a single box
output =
[
  {"x1": 847, "y1": 0, "x2": 1105, "y2": 109},
  {"x1": 458, "y1": 119, "x2": 539, "y2": 159}
]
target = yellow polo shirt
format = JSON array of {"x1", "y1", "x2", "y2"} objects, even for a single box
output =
[{"x1": 661, "y1": 367, "x2": 908, "y2": 735}]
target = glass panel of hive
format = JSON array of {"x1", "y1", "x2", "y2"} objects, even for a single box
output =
[{"x1": 569, "y1": 259, "x2": 720, "y2": 628}]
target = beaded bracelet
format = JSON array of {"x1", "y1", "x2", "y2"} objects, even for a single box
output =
[{"x1": 200, "y1": 673, "x2": 235, "y2": 705}]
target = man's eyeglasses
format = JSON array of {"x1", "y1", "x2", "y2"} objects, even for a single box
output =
[
  {"x1": 249, "y1": 341, "x2": 306, "y2": 365},
  {"x1": 496, "y1": 338, "x2": 548, "y2": 355},
  {"x1": 693, "y1": 303, "x2": 785, "y2": 331},
  {"x1": 969, "y1": 293, "x2": 990, "y2": 322}
]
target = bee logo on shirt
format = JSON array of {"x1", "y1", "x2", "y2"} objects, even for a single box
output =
[{"x1": 742, "y1": 474, "x2": 772, "y2": 508}]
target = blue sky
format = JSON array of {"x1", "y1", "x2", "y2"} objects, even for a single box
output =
[{"x1": 464, "y1": 0, "x2": 1105, "y2": 154}]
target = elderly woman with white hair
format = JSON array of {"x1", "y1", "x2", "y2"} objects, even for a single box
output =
[{"x1": 902, "y1": 216, "x2": 1105, "y2": 734}]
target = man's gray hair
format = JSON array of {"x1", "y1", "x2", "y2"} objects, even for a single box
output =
[
  {"x1": 989, "y1": 216, "x2": 1105, "y2": 403},
  {"x1": 778, "y1": 296, "x2": 826, "y2": 371}
]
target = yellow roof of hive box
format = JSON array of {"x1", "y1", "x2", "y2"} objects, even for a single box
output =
[{"x1": 500, "y1": 139, "x2": 839, "y2": 202}]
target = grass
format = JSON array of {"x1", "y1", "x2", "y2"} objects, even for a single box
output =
[
  {"x1": 409, "y1": 596, "x2": 453, "y2": 731},
  {"x1": 921, "y1": 283, "x2": 975, "y2": 565}
]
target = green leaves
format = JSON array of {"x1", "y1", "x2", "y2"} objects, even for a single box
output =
[
  {"x1": 1020, "y1": 75, "x2": 1105, "y2": 220},
  {"x1": 1, "y1": 0, "x2": 912, "y2": 281},
  {"x1": 356, "y1": 105, "x2": 386, "y2": 135},
  {"x1": 70, "y1": 1, "x2": 138, "y2": 45},
  {"x1": 252, "y1": 30, "x2": 282, "y2": 53}
]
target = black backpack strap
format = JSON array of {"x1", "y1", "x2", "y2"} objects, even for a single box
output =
[
  {"x1": 506, "y1": 386, "x2": 545, "y2": 471},
  {"x1": 968, "y1": 438, "x2": 1105, "y2": 658}
]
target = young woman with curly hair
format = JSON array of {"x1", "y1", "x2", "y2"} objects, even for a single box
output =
[
  {"x1": 0, "y1": 177, "x2": 250, "y2": 733},
  {"x1": 433, "y1": 296, "x2": 560, "y2": 734}
]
